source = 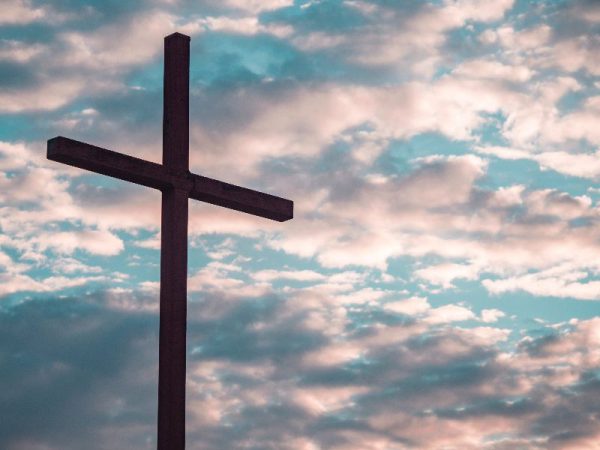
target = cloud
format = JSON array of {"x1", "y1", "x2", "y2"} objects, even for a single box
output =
[
  {"x1": 385, "y1": 296, "x2": 431, "y2": 315},
  {"x1": 0, "y1": 9, "x2": 178, "y2": 114},
  {"x1": 453, "y1": 58, "x2": 534, "y2": 82},
  {"x1": 477, "y1": 146, "x2": 600, "y2": 180},
  {"x1": 286, "y1": 0, "x2": 515, "y2": 75},
  {"x1": 221, "y1": 0, "x2": 294, "y2": 14},
  {"x1": 486, "y1": 24, "x2": 552, "y2": 49},
  {"x1": 0, "y1": 0, "x2": 47, "y2": 25},
  {"x1": 5, "y1": 127, "x2": 600, "y2": 301},
  {"x1": 424, "y1": 303, "x2": 476, "y2": 324},
  {"x1": 183, "y1": 288, "x2": 597, "y2": 449},
  {"x1": 570, "y1": 0, "x2": 600, "y2": 24},
  {"x1": 0, "y1": 295, "x2": 159, "y2": 449},
  {"x1": 188, "y1": 261, "x2": 269, "y2": 298},
  {"x1": 0, "y1": 40, "x2": 45, "y2": 63},
  {"x1": 547, "y1": 36, "x2": 600, "y2": 76},
  {"x1": 415, "y1": 262, "x2": 482, "y2": 289},
  {"x1": 182, "y1": 16, "x2": 293, "y2": 37},
  {"x1": 53, "y1": 257, "x2": 102, "y2": 274},
  {"x1": 480, "y1": 308, "x2": 505, "y2": 323},
  {"x1": 1, "y1": 276, "x2": 598, "y2": 449},
  {"x1": 253, "y1": 269, "x2": 326, "y2": 282},
  {"x1": 483, "y1": 263, "x2": 600, "y2": 300},
  {"x1": 0, "y1": 76, "x2": 92, "y2": 113},
  {"x1": 0, "y1": 273, "x2": 108, "y2": 297},
  {"x1": 33, "y1": 230, "x2": 124, "y2": 256},
  {"x1": 58, "y1": 11, "x2": 176, "y2": 71}
]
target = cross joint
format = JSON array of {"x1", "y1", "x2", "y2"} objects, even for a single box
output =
[{"x1": 163, "y1": 168, "x2": 194, "y2": 194}]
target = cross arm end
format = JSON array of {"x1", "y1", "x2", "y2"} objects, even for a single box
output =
[
  {"x1": 47, "y1": 136, "x2": 169, "y2": 191},
  {"x1": 189, "y1": 174, "x2": 294, "y2": 222}
]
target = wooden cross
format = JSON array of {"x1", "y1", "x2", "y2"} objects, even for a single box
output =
[{"x1": 47, "y1": 33, "x2": 293, "y2": 449}]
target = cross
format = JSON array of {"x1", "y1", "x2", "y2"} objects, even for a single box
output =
[{"x1": 46, "y1": 33, "x2": 293, "y2": 449}]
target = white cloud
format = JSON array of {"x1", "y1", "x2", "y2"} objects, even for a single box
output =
[
  {"x1": 526, "y1": 189, "x2": 592, "y2": 219},
  {"x1": 53, "y1": 257, "x2": 103, "y2": 274},
  {"x1": 133, "y1": 233, "x2": 161, "y2": 250},
  {"x1": 571, "y1": 1, "x2": 600, "y2": 23},
  {"x1": 480, "y1": 308, "x2": 505, "y2": 323},
  {"x1": 1, "y1": 0, "x2": 598, "y2": 305},
  {"x1": 550, "y1": 36, "x2": 600, "y2": 76},
  {"x1": 0, "y1": 0, "x2": 46, "y2": 25},
  {"x1": 253, "y1": 269, "x2": 326, "y2": 282},
  {"x1": 221, "y1": 0, "x2": 293, "y2": 14},
  {"x1": 188, "y1": 261, "x2": 268, "y2": 297},
  {"x1": 59, "y1": 11, "x2": 176, "y2": 71},
  {"x1": 477, "y1": 146, "x2": 600, "y2": 180},
  {"x1": 494, "y1": 24, "x2": 552, "y2": 49},
  {"x1": 34, "y1": 230, "x2": 124, "y2": 256},
  {"x1": 483, "y1": 263, "x2": 600, "y2": 300},
  {"x1": 0, "y1": 10, "x2": 179, "y2": 113},
  {"x1": 424, "y1": 303, "x2": 476, "y2": 324},
  {"x1": 385, "y1": 296, "x2": 431, "y2": 315},
  {"x1": 0, "y1": 39, "x2": 45, "y2": 62},
  {"x1": 0, "y1": 77, "x2": 91, "y2": 113},
  {"x1": 415, "y1": 262, "x2": 482, "y2": 289},
  {"x1": 301, "y1": 342, "x2": 363, "y2": 368},
  {"x1": 443, "y1": 0, "x2": 514, "y2": 23},
  {"x1": 0, "y1": 141, "x2": 37, "y2": 171},
  {"x1": 0, "y1": 272, "x2": 107, "y2": 297},
  {"x1": 459, "y1": 325, "x2": 510, "y2": 344},
  {"x1": 287, "y1": 0, "x2": 514, "y2": 74},
  {"x1": 453, "y1": 59, "x2": 534, "y2": 82},
  {"x1": 183, "y1": 16, "x2": 292, "y2": 37}
]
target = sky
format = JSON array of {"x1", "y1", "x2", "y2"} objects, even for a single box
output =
[{"x1": 1, "y1": 0, "x2": 600, "y2": 448}]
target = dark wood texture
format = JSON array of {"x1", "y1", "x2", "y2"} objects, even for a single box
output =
[
  {"x1": 47, "y1": 136, "x2": 293, "y2": 221},
  {"x1": 158, "y1": 32, "x2": 190, "y2": 450},
  {"x1": 158, "y1": 188, "x2": 189, "y2": 450},
  {"x1": 47, "y1": 136, "x2": 170, "y2": 190},
  {"x1": 189, "y1": 174, "x2": 293, "y2": 222},
  {"x1": 46, "y1": 32, "x2": 293, "y2": 450},
  {"x1": 163, "y1": 33, "x2": 190, "y2": 172}
]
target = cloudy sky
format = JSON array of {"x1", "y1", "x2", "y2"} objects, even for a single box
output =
[{"x1": 1, "y1": 0, "x2": 600, "y2": 448}]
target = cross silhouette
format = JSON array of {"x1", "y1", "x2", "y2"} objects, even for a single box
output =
[{"x1": 47, "y1": 32, "x2": 293, "y2": 449}]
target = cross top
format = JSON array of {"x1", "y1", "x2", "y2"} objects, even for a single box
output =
[{"x1": 47, "y1": 32, "x2": 293, "y2": 449}]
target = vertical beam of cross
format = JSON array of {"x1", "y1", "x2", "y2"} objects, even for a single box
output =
[{"x1": 158, "y1": 33, "x2": 190, "y2": 450}]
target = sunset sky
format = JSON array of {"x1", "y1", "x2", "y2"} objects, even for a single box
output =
[{"x1": 1, "y1": 0, "x2": 600, "y2": 448}]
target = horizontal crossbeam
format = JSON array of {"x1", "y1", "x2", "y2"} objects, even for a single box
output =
[{"x1": 47, "y1": 136, "x2": 293, "y2": 222}]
